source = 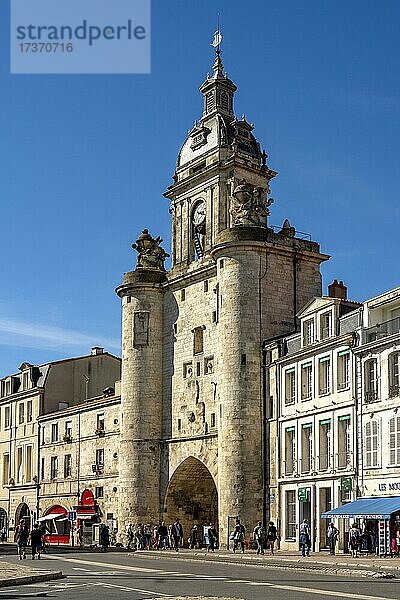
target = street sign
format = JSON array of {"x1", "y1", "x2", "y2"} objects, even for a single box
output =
[
  {"x1": 298, "y1": 487, "x2": 309, "y2": 502},
  {"x1": 68, "y1": 511, "x2": 77, "y2": 521}
]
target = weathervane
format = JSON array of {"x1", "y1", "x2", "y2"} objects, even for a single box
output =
[{"x1": 211, "y1": 14, "x2": 223, "y2": 55}]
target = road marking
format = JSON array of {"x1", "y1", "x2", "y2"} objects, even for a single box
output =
[
  {"x1": 73, "y1": 567, "x2": 124, "y2": 575},
  {"x1": 46, "y1": 556, "x2": 396, "y2": 600},
  {"x1": 47, "y1": 555, "x2": 164, "y2": 573},
  {"x1": 226, "y1": 579, "x2": 395, "y2": 600},
  {"x1": 94, "y1": 582, "x2": 173, "y2": 596}
]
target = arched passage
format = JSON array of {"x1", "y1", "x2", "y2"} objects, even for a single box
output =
[{"x1": 163, "y1": 457, "x2": 218, "y2": 542}]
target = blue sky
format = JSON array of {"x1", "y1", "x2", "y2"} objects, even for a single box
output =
[{"x1": 0, "y1": 0, "x2": 399, "y2": 376}]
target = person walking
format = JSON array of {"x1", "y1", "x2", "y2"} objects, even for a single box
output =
[
  {"x1": 253, "y1": 521, "x2": 265, "y2": 555},
  {"x1": 232, "y1": 519, "x2": 245, "y2": 554},
  {"x1": 349, "y1": 523, "x2": 361, "y2": 558},
  {"x1": 100, "y1": 525, "x2": 110, "y2": 552},
  {"x1": 327, "y1": 522, "x2": 339, "y2": 555},
  {"x1": 171, "y1": 519, "x2": 183, "y2": 551},
  {"x1": 158, "y1": 521, "x2": 168, "y2": 549},
  {"x1": 189, "y1": 525, "x2": 199, "y2": 549},
  {"x1": 207, "y1": 523, "x2": 218, "y2": 552},
  {"x1": 266, "y1": 521, "x2": 278, "y2": 555},
  {"x1": 30, "y1": 523, "x2": 44, "y2": 560},
  {"x1": 126, "y1": 523, "x2": 135, "y2": 550},
  {"x1": 299, "y1": 519, "x2": 311, "y2": 557},
  {"x1": 16, "y1": 522, "x2": 29, "y2": 560}
]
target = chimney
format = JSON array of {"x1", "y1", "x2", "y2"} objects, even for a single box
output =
[
  {"x1": 91, "y1": 347, "x2": 104, "y2": 356},
  {"x1": 328, "y1": 279, "x2": 347, "y2": 300}
]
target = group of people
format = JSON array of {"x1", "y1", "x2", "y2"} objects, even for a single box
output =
[
  {"x1": 125, "y1": 519, "x2": 185, "y2": 551},
  {"x1": 14, "y1": 521, "x2": 44, "y2": 560},
  {"x1": 125, "y1": 520, "x2": 219, "y2": 552},
  {"x1": 228, "y1": 519, "x2": 278, "y2": 555}
]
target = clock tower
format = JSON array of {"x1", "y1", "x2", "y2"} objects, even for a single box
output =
[{"x1": 118, "y1": 39, "x2": 329, "y2": 543}]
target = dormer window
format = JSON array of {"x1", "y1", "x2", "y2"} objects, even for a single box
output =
[{"x1": 303, "y1": 318, "x2": 315, "y2": 347}]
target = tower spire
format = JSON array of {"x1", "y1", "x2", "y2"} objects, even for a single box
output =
[{"x1": 210, "y1": 18, "x2": 224, "y2": 77}]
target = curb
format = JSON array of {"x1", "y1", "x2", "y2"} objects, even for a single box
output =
[
  {"x1": 0, "y1": 571, "x2": 64, "y2": 588},
  {"x1": 128, "y1": 551, "x2": 397, "y2": 579}
]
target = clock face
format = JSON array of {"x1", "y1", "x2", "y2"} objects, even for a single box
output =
[{"x1": 193, "y1": 201, "x2": 206, "y2": 226}]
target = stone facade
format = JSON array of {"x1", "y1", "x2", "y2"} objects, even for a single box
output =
[
  {"x1": 117, "y1": 48, "x2": 328, "y2": 544},
  {"x1": 0, "y1": 349, "x2": 120, "y2": 537}
]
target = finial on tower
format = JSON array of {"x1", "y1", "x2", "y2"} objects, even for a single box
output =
[{"x1": 210, "y1": 17, "x2": 224, "y2": 77}]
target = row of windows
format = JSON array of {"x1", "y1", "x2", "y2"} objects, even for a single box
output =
[
  {"x1": 364, "y1": 416, "x2": 400, "y2": 467},
  {"x1": 283, "y1": 416, "x2": 352, "y2": 475},
  {"x1": 284, "y1": 351, "x2": 350, "y2": 404},
  {"x1": 42, "y1": 413, "x2": 105, "y2": 444},
  {"x1": 302, "y1": 311, "x2": 333, "y2": 347},
  {"x1": 44, "y1": 448, "x2": 105, "y2": 481},
  {"x1": 0, "y1": 372, "x2": 31, "y2": 397},
  {"x1": 0, "y1": 401, "x2": 33, "y2": 429},
  {"x1": 1, "y1": 447, "x2": 33, "y2": 486}
]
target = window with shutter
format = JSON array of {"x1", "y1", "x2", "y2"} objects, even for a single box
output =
[{"x1": 389, "y1": 416, "x2": 400, "y2": 465}]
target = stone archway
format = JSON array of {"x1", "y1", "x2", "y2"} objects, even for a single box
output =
[{"x1": 163, "y1": 457, "x2": 218, "y2": 542}]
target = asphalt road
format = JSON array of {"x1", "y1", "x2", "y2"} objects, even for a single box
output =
[{"x1": 2, "y1": 551, "x2": 399, "y2": 600}]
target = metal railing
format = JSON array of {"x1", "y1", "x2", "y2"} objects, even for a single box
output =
[
  {"x1": 284, "y1": 460, "x2": 296, "y2": 476},
  {"x1": 317, "y1": 454, "x2": 332, "y2": 471},
  {"x1": 365, "y1": 316, "x2": 400, "y2": 342},
  {"x1": 299, "y1": 457, "x2": 312, "y2": 473}
]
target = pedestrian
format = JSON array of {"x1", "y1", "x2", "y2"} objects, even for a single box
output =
[
  {"x1": 171, "y1": 519, "x2": 183, "y2": 551},
  {"x1": 189, "y1": 524, "x2": 199, "y2": 549},
  {"x1": 349, "y1": 523, "x2": 361, "y2": 558},
  {"x1": 207, "y1": 523, "x2": 218, "y2": 552},
  {"x1": 299, "y1": 519, "x2": 311, "y2": 557},
  {"x1": 16, "y1": 522, "x2": 29, "y2": 560},
  {"x1": 266, "y1": 521, "x2": 278, "y2": 555},
  {"x1": 1, "y1": 525, "x2": 7, "y2": 543},
  {"x1": 136, "y1": 523, "x2": 144, "y2": 550},
  {"x1": 327, "y1": 522, "x2": 339, "y2": 555},
  {"x1": 30, "y1": 523, "x2": 43, "y2": 560},
  {"x1": 232, "y1": 519, "x2": 245, "y2": 554},
  {"x1": 153, "y1": 524, "x2": 159, "y2": 549},
  {"x1": 143, "y1": 524, "x2": 152, "y2": 549},
  {"x1": 76, "y1": 525, "x2": 83, "y2": 548},
  {"x1": 100, "y1": 525, "x2": 110, "y2": 552},
  {"x1": 253, "y1": 521, "x2": 265, "y2": 555},
  {"x1": 126, "y1": 523, "x2": 135, "y2": 550},
  {"x1": 158, "y1": 521, "x2": 169, "y2": 549}
]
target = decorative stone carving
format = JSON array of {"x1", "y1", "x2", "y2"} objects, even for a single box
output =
[
  {"x1": 229, "y1": 179, "x2": 273, "y2": 227},
  {"x1": 132, "y1": 229, "x2": 169, "y2": 271},
  {"x1": 279, "y1": 218, "x2": 296, "y2": 238}
]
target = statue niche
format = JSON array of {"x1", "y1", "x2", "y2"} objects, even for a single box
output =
[{"x1": 229, "y1": 179, "x2": 273, "y2": 228}]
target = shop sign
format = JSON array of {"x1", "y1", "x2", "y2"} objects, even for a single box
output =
[
  {"x1": 378, "y1": 481, "x2": 400, "y2": 492},
  {"x1": 298, "y1": 487, "x2": 309, "y2": 502},
  {"x1": 340, "y1": 477, "x2": 352, "y2": 492}
]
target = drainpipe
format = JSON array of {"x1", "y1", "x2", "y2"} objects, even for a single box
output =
[{"x1": 262, "y1": 347, "x2": 268, "y2": 527}]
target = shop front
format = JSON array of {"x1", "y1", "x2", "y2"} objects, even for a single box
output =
[
  {"x1": 74, "y1": 489, "x2": 100, "y2": 547},
  {"x1": 38, "y1": 505, "x2": 70, "y2": 545},
  {"x1": 322, "y1": 496, "x2": 400, "y2": 556}
]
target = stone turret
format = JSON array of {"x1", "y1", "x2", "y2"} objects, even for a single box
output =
[{"x1": 116, "y1": 231, "x2": 168, "y2": 525}]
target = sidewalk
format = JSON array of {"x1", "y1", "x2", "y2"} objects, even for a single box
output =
[
  {"x1": 129, "y1": 548, "x2": 400, "y2": 579},
  {"x1": 0, "y1": 559, "x2": 64, "y2": 588}
]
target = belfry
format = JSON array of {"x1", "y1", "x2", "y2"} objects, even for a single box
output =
[{"x1": 117, "y1": 35, "x2": 329, "y2": 543}]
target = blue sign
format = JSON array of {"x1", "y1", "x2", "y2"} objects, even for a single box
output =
[{"x1": 68, "y1": 511, "x2": 77, "y2": 521}]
